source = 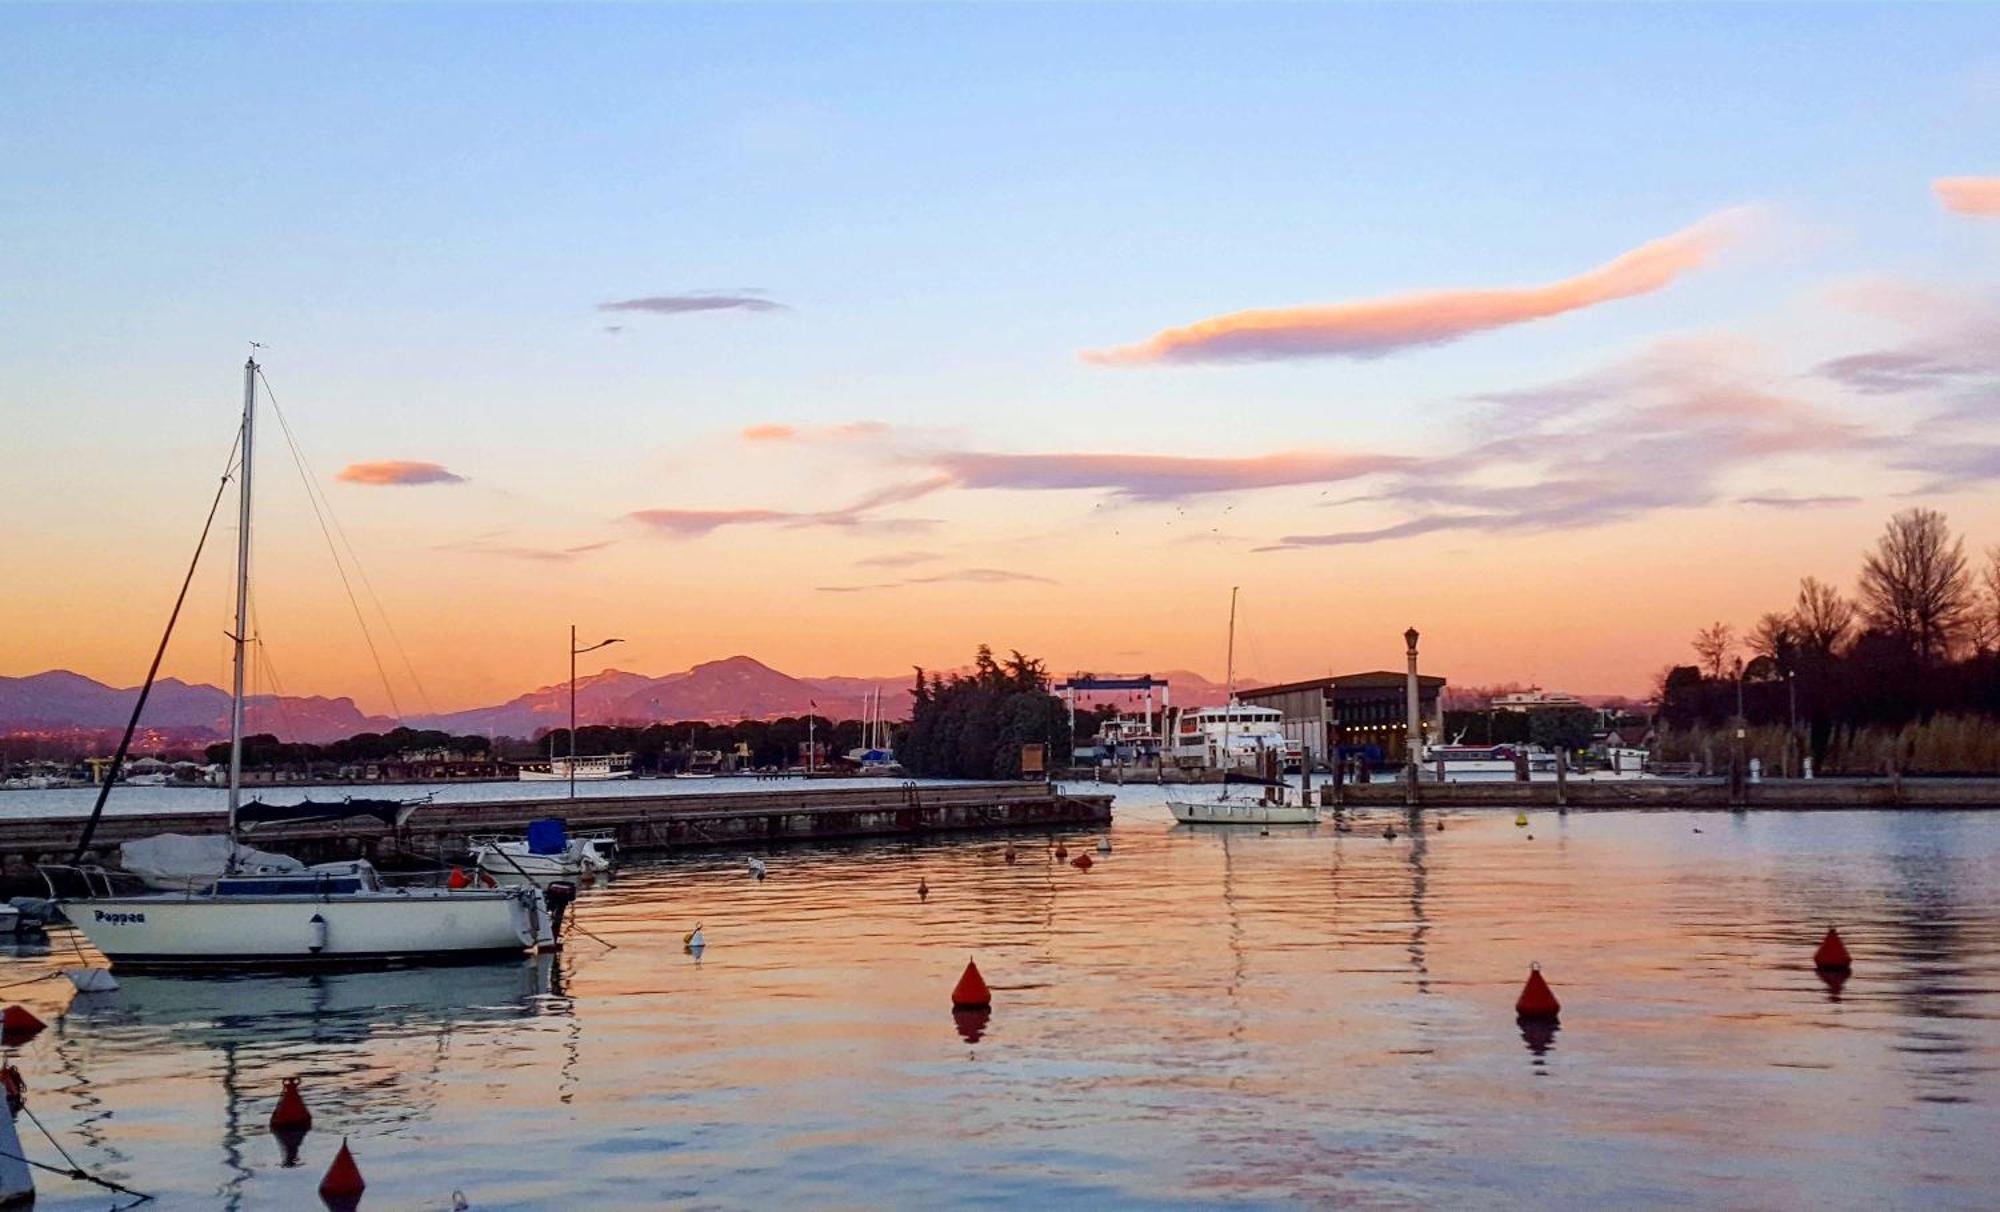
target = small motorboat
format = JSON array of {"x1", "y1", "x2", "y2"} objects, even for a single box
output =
[{"x1": 470, "y1": 819, "x2": 617, "y2": 886}]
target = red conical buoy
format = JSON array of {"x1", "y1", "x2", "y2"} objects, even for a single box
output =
[
  {"x1": 950, "y1": 959, "x2": 991, "y2": 1010},
  {"x1": 1070, "y1": 853, "x2": 1093, "y2": 870},
  {"x1": 1054, "y1": 842, "x2": 1068, "y2": 859},
  {"x1": 1813, "y1": 927, "x2": 1852, "y2": 972},
  {"x1": 319, "y1": 1137, "x2": 365, "y2": 1208},
  {"x1": 1515, "y1": 964, "x2": 1561, "y2": 1021},
  {"x1": 0, "y1": 1005, "x2": 45, "y2": 1044},
  {"x1": 270, "y1": 1076, "x2": 313, "y2": 1132}
]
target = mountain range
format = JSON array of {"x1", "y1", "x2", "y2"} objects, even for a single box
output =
[{"x1": 0, "y1": 658, "x2": 1239, "y2": 744}]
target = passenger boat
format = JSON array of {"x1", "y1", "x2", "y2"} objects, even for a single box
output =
[
  {"x1": 1168, "y1": 588, "x2": 1318, "y2": 825},
  {"x1": 517, "y1": 752, "x2": 634, "y2": 781},
  {"x1": 47, "y1": 357, "x2": 551, "y2": 970}
]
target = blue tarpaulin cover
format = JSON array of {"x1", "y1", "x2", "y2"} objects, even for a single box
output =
[{"x1": 526, "y1": 818, "x2": 568, "y2": 855}]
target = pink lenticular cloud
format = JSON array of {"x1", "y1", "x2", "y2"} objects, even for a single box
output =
[
  {"x1": 1082, "y1": 208, "x2": 1757, "y2": 365},
  {"x1": 739, "y1": 420, "x2": 891, "y2": 443},
  {"x1": 932, "y1": 450, "x2": 1406, "y2": 499},
  {"x1": 1934, "y1": 177, "x2": 2000, "y2": 217},
  {"x1": 741, "y1": 423, "x2": 798, "y2": 442},
  {"x1": 335, "y1": 460, "x2": 465, "y2": 486}
]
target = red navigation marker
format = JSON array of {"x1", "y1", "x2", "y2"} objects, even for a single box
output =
[
  {"x1": 1070, "y1": 853, "x2": 1094, "y2": 870},
  {"x1": 0, "y1": 1006, "x2": 45, "y2": 1045},
  {"x1": 270, "y1": 1076, "x2": 313, "y2": 1132},
  {"x1": 1813, "y1": 927, "x2": 1852, "y2": 972},
  {"x1": 951, "y1": 959, "x2": 991, "y2": 1010},
  {"x1": 319, "y1": 1138, "x2": 366, "y2": 1209},
  {"x1": 1515, "y1": 964, "x2": 1561, "y2": 1021}
]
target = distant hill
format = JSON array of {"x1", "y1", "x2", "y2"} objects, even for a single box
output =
[
  {"x1": 1, "y1": 658, "x2": 1273, "y2": 746},
  {"x1": 0, "y1": 670, "x2": 396, "y2": 744}
]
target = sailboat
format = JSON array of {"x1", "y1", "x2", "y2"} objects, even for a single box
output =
[
  {"x1": 1167, "y1": 587, "x2": 1317, "y2": 825},
  {"x1": 48, "y1": 357, "x2": 550, "y2": 969}
]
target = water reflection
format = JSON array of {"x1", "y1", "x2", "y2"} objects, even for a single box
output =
[{"x1": 3, "y1": 801, "x2": 1996, "y2": 1209}]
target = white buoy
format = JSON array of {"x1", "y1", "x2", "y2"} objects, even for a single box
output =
[
  {"x1": 0, "y1": 1080, "x2": 34, "y2": 1206},
  {"x1": 747, "y1": 858, "x2": 767, "y2": 880},
  {"x1": 684, "y1": 925, "x2": 705, "y2": 952},
  {"x1": 64, "y1": 968, "x2": 119, "y2": 994},
  {"x1": 1096, "y1": 837, "x2": 1112, "y2": 854}
]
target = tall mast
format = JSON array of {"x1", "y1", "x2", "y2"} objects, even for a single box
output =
[
  {"x1": 227, "y1": 357, "x2": 257, "y2": 848},
  {"x1": 1222, "y1": 586, "x2": 1238, "y2": 775}
]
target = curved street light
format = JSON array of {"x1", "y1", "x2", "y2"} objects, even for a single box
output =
[{"x1": 569, "y1": 626, "x2": 624, "y2": 800}]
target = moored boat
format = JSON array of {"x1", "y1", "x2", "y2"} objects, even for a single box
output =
[{"x1": 48, "y1": 356, "x2": 552, "y2": 971}]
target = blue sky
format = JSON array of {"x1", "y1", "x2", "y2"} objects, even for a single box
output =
[{"x1": 2, "y1": 4, "x2": 1995, "y2": 706}]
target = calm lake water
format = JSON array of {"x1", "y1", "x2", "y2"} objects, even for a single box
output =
[{"x1": 3, "y1": 788, "x2": 1996, "y2": 1210}]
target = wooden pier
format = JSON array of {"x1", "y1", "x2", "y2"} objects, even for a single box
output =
[{"x1": 0, "y1": 782, "x2": 1113, "y2": 886}]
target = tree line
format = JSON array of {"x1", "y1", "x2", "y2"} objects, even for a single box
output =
[
  {"x1": 208, "y1": 716, "x2": 900, "y2": 773},
  {"x1": 899, "y1": 646, "x2": 1072, "y2": 779},
  {"x1": 1658, "y1": 507, "x2": 2000, "y2": 767}
]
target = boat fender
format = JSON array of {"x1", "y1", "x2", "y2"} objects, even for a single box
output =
[{"x1": 308, "y1": 913, "x2": 328, "y2": 954}]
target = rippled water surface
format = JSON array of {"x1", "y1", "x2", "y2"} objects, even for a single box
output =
[{"x1": 4, "y1": 791, "x2": 1997, "y2": 1209}]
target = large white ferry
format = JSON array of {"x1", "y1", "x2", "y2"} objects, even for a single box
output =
[
  {"x1": 1172, "y1": 705, "x2": 1293, "y2": 773},
  {"x1": 518, "y1": 753, "x2": 634, "y2": 782}
]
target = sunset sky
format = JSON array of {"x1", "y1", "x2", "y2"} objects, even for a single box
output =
[{"x1": 3, "y1": 5, "x2": 1996, "y2": 715}]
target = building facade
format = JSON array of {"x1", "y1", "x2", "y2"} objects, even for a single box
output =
[{"x1": 1236, "y1": 671, "x2": 1446, "y2": 769}]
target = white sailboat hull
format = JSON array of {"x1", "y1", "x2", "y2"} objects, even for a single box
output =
[
  {"x1": 66, "y1": 889, "x2": 542, "y2": 969},
  {"x1": 1167, "y1": 799, "x2": 1319, "y2": 825}
]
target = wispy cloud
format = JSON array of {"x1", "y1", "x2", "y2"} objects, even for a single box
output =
[
  {"x1": 817, "y1": 567, "x2": 1055, "y2": 593},
  {"x1": 1934, "y1": 177, "x2": 2000, "y2": 217},
  {"x1": 928, "y1": 450, "x2": 1406, "y2": 501},
  {"x1": 1261, "y1": 338, "x2": 1867, "y2": 550},
  {"x1": 335, "y1": 460, "x2": 465, "y2": 486},
  {"x1": 1737, "y1": 494, "x2": 1862, "y2": 509},
  {"x1": 1813, "y1": 286, "x2": 2000, "y2": 399},
  {"x1": 1082, "y1": 207, "x2": 1759, "y2": 365},
  {"x1": 598, "y1": 290, "x2": 786, "y2": 316},
  {"x1": 740, "y1": 420, "x2": 890, "y2": 443},
  {"x1": 626, "y1": 508, "x2": 797, "y2": 537},
  {"x1": 857, "y1": 549, "x2": 942, "y2": 568},
  {"x1": 627, "y1": 477, "x2": 951, "y2": 539},
  {"x1": 462, "y1": 539, "x2": 618, "y2": 562}
]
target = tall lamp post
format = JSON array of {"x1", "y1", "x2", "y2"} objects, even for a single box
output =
[
  {"x1": 1404, "y1": 627, "x2": 1423, "y2": 788},
  {"x1": 570, "y1": 625, "x2": 623, "y2": 801}
]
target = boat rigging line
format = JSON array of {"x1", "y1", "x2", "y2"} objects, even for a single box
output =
[
  {"x1": 69, "y1": 430, "x2": 242, "y2": 864},
  {"x1": 253, "y1": 365, "x2": 438, "y2": 721}
]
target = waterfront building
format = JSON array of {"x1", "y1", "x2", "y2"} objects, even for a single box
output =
[{"x1": 1236, "y1": 671, "x2": 1446, "y2": 769}]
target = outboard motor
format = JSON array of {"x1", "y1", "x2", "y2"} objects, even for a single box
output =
[{"x1": 543, "y1": 880, "x2": 578, "y2": 944}]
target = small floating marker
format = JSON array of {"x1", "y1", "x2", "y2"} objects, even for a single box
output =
[
  {"x1": 951, "y1": 959, "x2": 991, "y2": 1010},
  {"x1": 318, "y1": 1137, "x2": 365, "y2": 1209},
  {"x1": 1515, "y1": 963, "x2": 1561, "y2": 1021},
  {"x1": 0, "y1": 1006, "x2": 45, "y2": 1044},
  {"x1": 1813, "y1": 927, "x2": 1852, "y2": 972},
  {"x1": 1383, "y1": 826, "x2": 1397, "y2": 841},
  {"x1": 1054, "y1": 842, "x2": 1068, "y2": 859},
  {"x1": 453, "y1": 1191, "x2": 470, "y2": 1211},
  {"x1": 683, "y1": 924, "x2": 705, "y2": 954},
  {"x1": 1004, "y1": 844, "x2": 1018, "y2": 865},
  {"x1": 1096, "y1": 836, "x2": 1111, "y2": 854},
  {"x1": 748, "y1": 857, "x2": 767, "y2": 881},
  {"x1": 270, "y1": 1076, "x2": 313, "y2": 1132},
  {"x1": 447, "y1": 867, "x2": 469, "y2": 889},
  {"x1": 1436, "y1": 818, "x2": 1444, "y2": 831},
  {"x1": 918, "y1": 878, "x2": 930, "y2": 901},
  {"x1": 1514, "y1": 813, "x2": 1529, "y2": 828},
  {"x1": 1070, "y1": 852, "x2": 1094, "y2": 870}
]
